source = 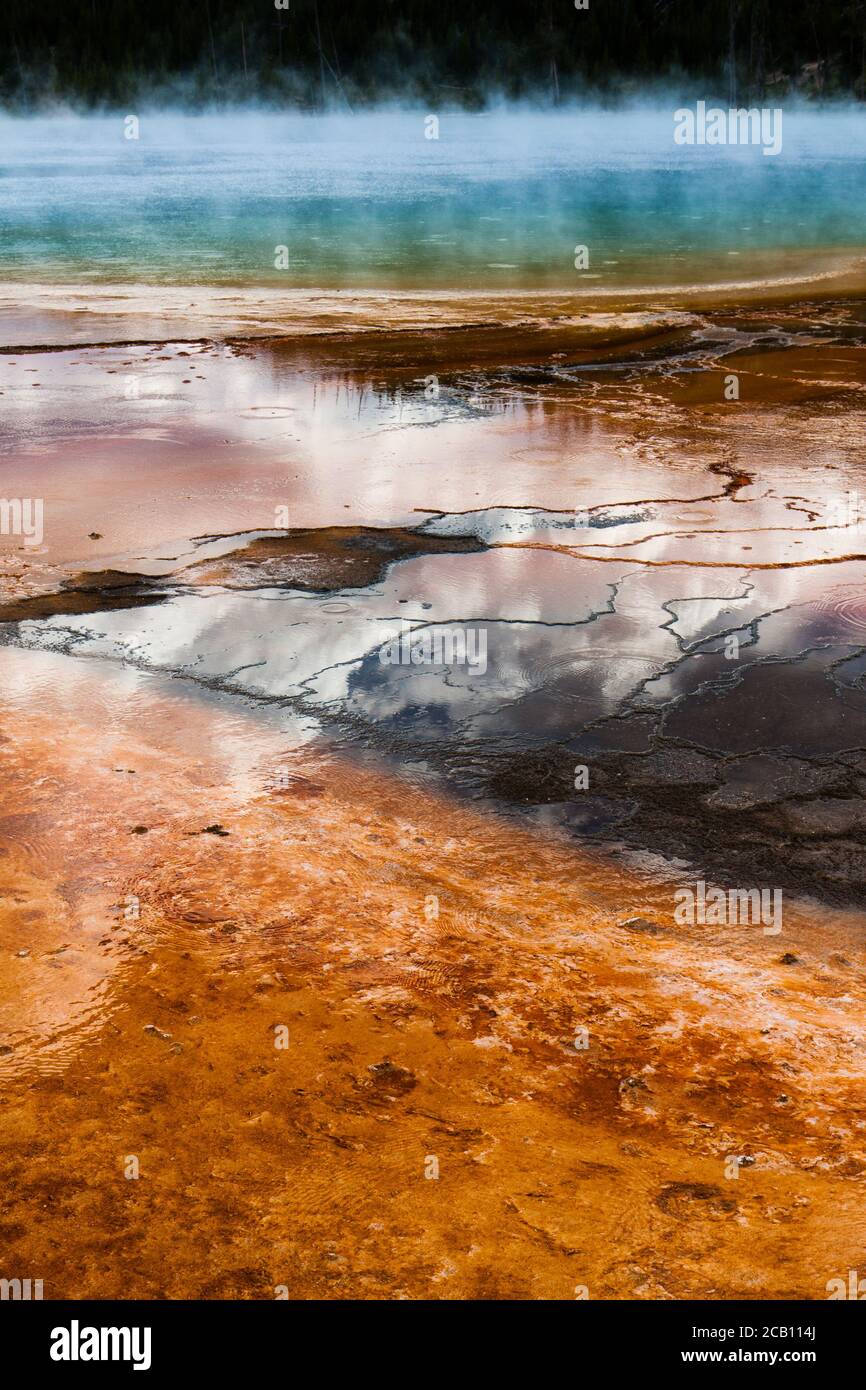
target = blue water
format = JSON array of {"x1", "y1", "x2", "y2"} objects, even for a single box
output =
[{"x1": 0, "y1": 107, "x2": 864, "y2": 289}]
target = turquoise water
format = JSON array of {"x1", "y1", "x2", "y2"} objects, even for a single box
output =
[{"x1": 0, "y1": 108, "x2": 864, "y2": 289}]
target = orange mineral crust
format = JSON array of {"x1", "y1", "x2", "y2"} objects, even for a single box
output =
[{"x1": 0, "y1": 648, "x2": 864, "y2": 1300}]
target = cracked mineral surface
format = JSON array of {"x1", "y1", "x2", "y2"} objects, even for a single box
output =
[{"x1": 2, "y1": 291, "x2": 866, "y2": 1299}]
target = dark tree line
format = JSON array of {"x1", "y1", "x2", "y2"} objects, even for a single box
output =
[{"x1": 2, "y1": 0, "x2": 865, "y2": 107}]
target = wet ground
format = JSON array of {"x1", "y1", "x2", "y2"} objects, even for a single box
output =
[
  {"x1": 5, "y1": 301, "x2": 866, "y2": 903},
  {"x1": 1, "y1": 646, "x2": 866, "y2": 1300},
  {"x1": 2, "y1": 293, "x2": 866, "y2": 1298}
]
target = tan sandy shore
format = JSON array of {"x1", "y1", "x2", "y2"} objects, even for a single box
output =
[{"x1": 0, "y1": 249, "x2": 864, "y2": 347}]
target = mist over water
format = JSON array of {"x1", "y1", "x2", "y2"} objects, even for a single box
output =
[
  {"x1": 1, "y1": 105, "x2": 864, "y2": 291},
  {"x1": 5, "y1": 53, "x2": 866, "y2": 1311}
]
